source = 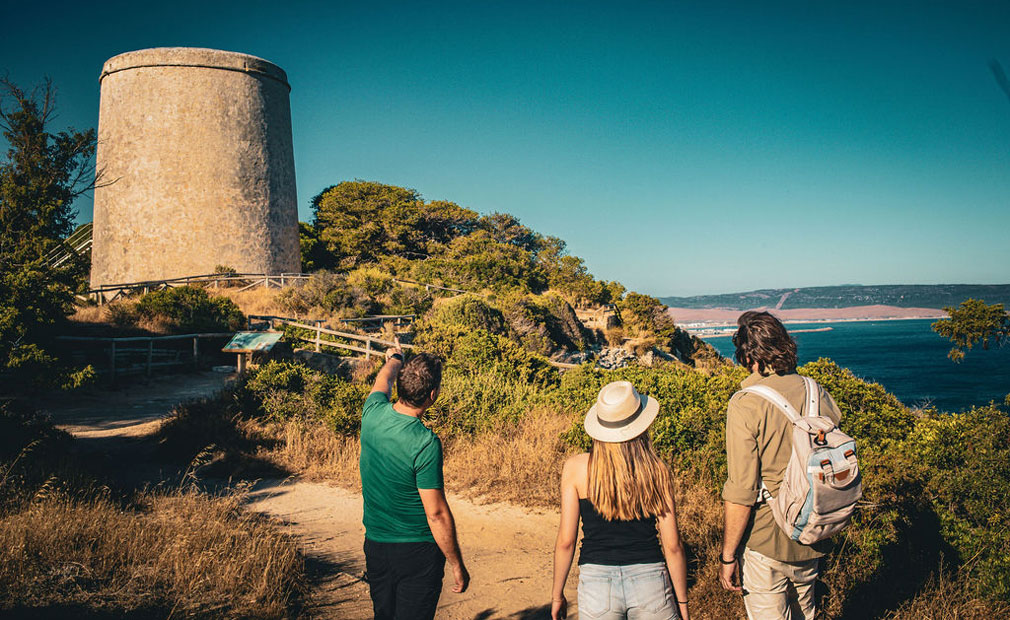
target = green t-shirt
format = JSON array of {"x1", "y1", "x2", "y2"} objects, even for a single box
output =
[{"x1": 359, "y1": 391, "x2": 443, "y2": 543}]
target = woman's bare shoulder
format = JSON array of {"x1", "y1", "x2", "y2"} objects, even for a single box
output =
[{"x1": 561, "y1": 452, "x2": 589, "y2": 478}]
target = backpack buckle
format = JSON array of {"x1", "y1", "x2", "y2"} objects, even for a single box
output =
[{"x1": 814, "y1": 429, "x2": 828, "y2": 446}]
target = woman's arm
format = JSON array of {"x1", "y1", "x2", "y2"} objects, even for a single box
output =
[
  {"x1": 551, "y1": 457, "x2": 581, "y2": 620},
  {"x1": 658, "y1": 492, "x2": 690, "y2": 620}
]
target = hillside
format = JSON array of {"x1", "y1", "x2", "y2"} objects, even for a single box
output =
[{"x1": 660, "y1": 284, "x2": 1010, "y2": 311}]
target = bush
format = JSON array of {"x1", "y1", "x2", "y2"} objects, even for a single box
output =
[
  {"x1": 241, "y1": 361, "x2": 367, "y2": 435},
  {"x1": 427, "y1": 369, "x2": 546, "y2": 436},
  {"x1": 136, "y1": 286, "x2": 245, "y2": 332},
  {"x1": 501, "y1": 293, "x2": 590, "y2": 356},
  {"x1": 554, "y1": 363, "x2": 747, "y2": 478},
  {"x1": 447, "y1": 329, "x2": 558, "y2": 388},
  {"x1": 906, "y1": 405, "x2": 1010, "y2": 599},
  {"x1": 413, "y1": 295, "x2": 508, "y2": 359},
  {"x1": 605, "y1": 326, "x2": 626, "y2": 347}
]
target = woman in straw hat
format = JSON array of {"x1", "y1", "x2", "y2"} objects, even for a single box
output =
[{"x1": 550, "y1": 381, "x2": 689, "y2": 620}]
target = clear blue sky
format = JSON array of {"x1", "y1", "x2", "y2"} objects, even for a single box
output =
[{"x1": 2, "y1": 0, "x2": 1009, "y2": 296}]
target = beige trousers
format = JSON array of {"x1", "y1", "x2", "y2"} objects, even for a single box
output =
[{"x1": 739, "y1": 547, "x2": 819, "y2": 620}]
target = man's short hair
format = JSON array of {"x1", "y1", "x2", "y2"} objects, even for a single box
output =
[
  {"x1": 396, "y1": 353, "x2": 443, "y2": 407},
  {"x1": 733, "y1": 310, "x2": 798, "y2": 374}
]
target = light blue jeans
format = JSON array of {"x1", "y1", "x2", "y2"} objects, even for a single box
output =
[{"x1": 578, "y1": 562, "x2": 678, "y2": 620}]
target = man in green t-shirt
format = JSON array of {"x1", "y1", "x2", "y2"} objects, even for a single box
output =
[{"x1": 360, "y1": 344, "x2": 469, "y2": 620}]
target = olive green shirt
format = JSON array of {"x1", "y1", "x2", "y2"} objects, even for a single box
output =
[{"x1": 722, "y1": 371, "x2": 842, "y2": 563}]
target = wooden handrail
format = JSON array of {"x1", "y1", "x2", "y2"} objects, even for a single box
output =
[
  {"x1": 56, "y1": 333, "x2": 233, "y2": 343},
  {"x1": 277, "y1": 319, "x2": 415, "y2": 350}
]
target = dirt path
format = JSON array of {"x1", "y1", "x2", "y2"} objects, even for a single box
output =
[
  {"x1": 246, "y1": 478, "x2": 575, "y2": 619},
  {"x1": 41, "y1": 371, "x2": 234, "y2": 438},
  {"x1": 41, "y1": 373, "x2": 579, "y2": 619}
]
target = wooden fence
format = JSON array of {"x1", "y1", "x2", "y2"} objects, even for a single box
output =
[
  {"x1": 270, "y1": 318, "x2": 414, "y2": 360},
  {"x1": 56, "y1": 332, "x2": 233, "y2": 380},
  {"x1": 89, "y1": 272, "x2": 312, "y2": 304},
  {"x1": 88, "y1": 272, "x2": 476, "y2": 304}
]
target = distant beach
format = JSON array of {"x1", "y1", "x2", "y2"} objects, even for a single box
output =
[{"x1": 669, "y1": 304, "x2": 947, "y2": 328}]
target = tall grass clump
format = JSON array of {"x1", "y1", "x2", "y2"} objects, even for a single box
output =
[{"x1": 0, "y1": 403, "x2": 306, "y2": 618}]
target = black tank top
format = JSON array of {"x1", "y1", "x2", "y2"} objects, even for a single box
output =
[{"x1": 578, "y1": 498, "x2": 664, "y2": 566}]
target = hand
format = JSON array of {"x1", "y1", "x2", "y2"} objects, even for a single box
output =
[
  {"x1": 384, "y1": 336, "x2": 404, "y2": 363},
  {"x1": 551, "y1": 594, "x2": 567, "y2": 620},
  {"x1": 451, "y1": 562, "x2": 470, "y2": 593},
  {"x1": 719, "y1": 557, "x2": 741, "y2": 592}
]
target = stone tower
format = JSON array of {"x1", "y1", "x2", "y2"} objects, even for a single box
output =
[{"x1": 90, "y1": 47, "x2": 299, "y2": 287}]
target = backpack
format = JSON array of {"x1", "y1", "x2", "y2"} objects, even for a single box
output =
[{"x1": 737, "y1": 376, "x2": 862, "y2": 545}]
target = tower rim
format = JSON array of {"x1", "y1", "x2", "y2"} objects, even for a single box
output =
[{"x1": 99, "y1": 47, "x2": 290, "y2": 90}]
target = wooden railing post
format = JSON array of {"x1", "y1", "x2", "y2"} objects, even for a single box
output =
[
  {"x1": 366, "y1": 338, "x2": 372, "y2": 360},
  {"x1": 315, "y1": 325, "x2": 321, "y2": 352},
  {"x1": 193, "y1": 337, "x2": 199, "y2": 370}
]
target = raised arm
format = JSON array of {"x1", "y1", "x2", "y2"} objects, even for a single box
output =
[
  {"x1": 551, "y1": 456, "x2": 582, "y2": 620},
  {"x1": 657, "y1": 493, "x2": 690, "y2": 620},
  {"x1": 419, "y1": 488, "x2": 469, "y2": 593},
  {"x1": 370, "y1": 340, "x2": 404, "y2": 397}
]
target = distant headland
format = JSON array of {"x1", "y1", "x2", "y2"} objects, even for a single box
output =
[{"x1": 661, "y1": 284, "x2": 1010, "y2": 325}]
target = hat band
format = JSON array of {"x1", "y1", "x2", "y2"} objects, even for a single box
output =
[{"x1": 597, "y1": 399, "x2": 645, "y2": 429}]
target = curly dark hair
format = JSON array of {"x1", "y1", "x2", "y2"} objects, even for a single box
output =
[
  {"x1": 733, "y1": 311, "x2": 797, "y2": 374},
  {"x1": 396, "y1": 353, "x2": 443, "y2": 407}
]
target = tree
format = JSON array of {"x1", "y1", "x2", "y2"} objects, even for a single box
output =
[
  {"x1": 1, "y1": 77, "x2": 96, "y2": 261},
  {"x1": 932, "y1": 298, "x2": 1010, "y2": 362},
  {"x1": 0, "y1": 77, "x2": 97, "y2": 390},
  {"x1": 311, "y1": 181, "x2": 479, "y2": 268}
]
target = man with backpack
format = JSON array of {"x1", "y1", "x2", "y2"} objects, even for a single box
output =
[{"x1": 720, "y1": 311, "x2": 859, "y2": 620}]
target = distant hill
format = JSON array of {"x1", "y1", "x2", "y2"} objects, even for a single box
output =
[{"x1": 660, "y1": 284, "x2": 1010, "y2": 310}]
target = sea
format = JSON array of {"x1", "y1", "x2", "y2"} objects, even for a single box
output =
[{"x1": 697, "y1": 319, "x2": 1010, "y2": 412}]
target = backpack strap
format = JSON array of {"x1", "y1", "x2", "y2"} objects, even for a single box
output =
[
  {"x1": 801, "y1": 376, "x2": 819, "y2": 418},
  {"x1": 736, "y1": 377, "x2": 820, "y2": 502},
  {"x1": 738, "y1": 385, "x2": 802, "y2": 422}
]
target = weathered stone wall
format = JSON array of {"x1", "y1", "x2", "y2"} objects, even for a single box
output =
[{"x1": 90, "y1": 47, "x2": 300, "y2": 286}]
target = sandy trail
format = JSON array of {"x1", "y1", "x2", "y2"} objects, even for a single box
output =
[
  {"x1": 40, "y1": 373, "x2": 578, "y2": 619},
  {"x1": 41, "y1": 371, "x2": 234, "y2": 438},
  {"x1": 247, "y1": 478, "x2": 575, "y2": 619}
]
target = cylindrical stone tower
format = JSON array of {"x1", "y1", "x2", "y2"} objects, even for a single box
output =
[{"x1": 90, "y1": 47, "x2": 299, "y2": 286}]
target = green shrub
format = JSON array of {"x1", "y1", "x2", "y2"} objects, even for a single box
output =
[
  {"x1": 413, "y1": 296, "x2": 508, "y2": 359},
  {"x1": 501, "y1": 292, "x2": 590, "y2": 356},
  {"x1": 447, "y1": 329, "x2": 558, "y2": 388},
  {"x1": 240, "y1": 361, "x2": 367, "y2": 434},
  {"x1": 427, "y1": 369, "x2": 546, "y2": 436},
  {"x1": 906, "y1": 405, "x2": 1010, "y2": 599},
  {"x1": 135, "y1": 286, "x2": 245, "y2": 332},
  {"x1": 554, "y1": 364, "x2": 747, "y2": 478}
]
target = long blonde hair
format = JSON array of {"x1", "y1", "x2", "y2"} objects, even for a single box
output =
[{"x1": 588, "y1": 433, "x2": 676, "y2": 521}]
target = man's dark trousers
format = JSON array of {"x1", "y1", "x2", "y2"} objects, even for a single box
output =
[{"x1": 364, "y1": 538, "x2": 445, "y2": 620}]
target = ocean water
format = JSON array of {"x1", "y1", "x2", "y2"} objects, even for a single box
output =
[{"x1": 699, "y1": 319, "x2": 1010, "y2": 412}]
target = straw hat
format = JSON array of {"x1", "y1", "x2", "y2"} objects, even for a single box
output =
[{"x1": 583, "y1": 381, "x2": 660, "y2": 443}]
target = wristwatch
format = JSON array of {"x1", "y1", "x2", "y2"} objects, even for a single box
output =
[{"x1": 389, "y1": 353, "x2": 404, "y2": 362}]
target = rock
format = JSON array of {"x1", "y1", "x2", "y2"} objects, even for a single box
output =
[{"x1": 596, "y1": 346, "x2": 636, "y2": 370}]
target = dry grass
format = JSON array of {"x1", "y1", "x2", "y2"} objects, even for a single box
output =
[
  {"x1": 69, "y1": 300, "x2": 175, "y2": 335},
  {"x1": 157, "y1": 398, "x2": 1005, "y2": 620},
  {"x1": 0, "y1": 488, "x2": 305, "y2": 618},
  {"x1": 253, "y1": 420, "x2": 362, "y2": 488},
  {"x1": 884, "y1": 571, "x2": 1010, "y2": 619},
  {"x1": 442, "y1": 408, "x2": 574, "y2": 507},
  {"x1": 215, "y1": 287, "x2": 289, "y2": 318}
]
